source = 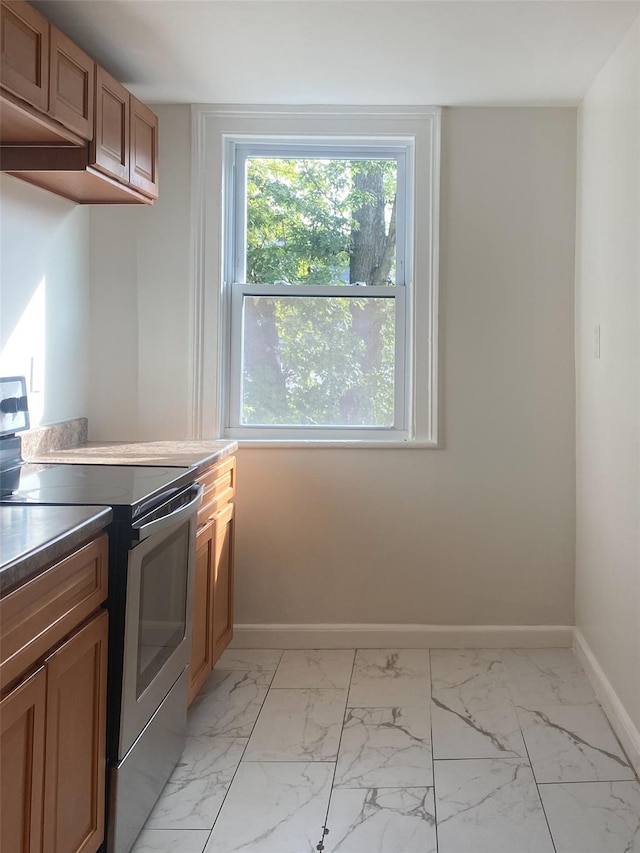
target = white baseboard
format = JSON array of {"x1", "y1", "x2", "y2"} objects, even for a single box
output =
[
  {"x1": 231, "y1": 623, "x2": 573, "y2": 650},
  {"x1": 573, "y1": 628, "x2": 640, "y2": 777}
]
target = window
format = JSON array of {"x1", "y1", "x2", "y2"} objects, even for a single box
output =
[{"x1": 191, "y1": 107, "x2": 440, "y2": 445}]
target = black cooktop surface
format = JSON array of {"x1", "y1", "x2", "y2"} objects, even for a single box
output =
[{"x1": 0, "y1": 463, "x2": 194, "y2": 517}]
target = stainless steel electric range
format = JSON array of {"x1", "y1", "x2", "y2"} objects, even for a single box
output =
[{"x1": 0, "y1": 387, "x2": 202, "y2": 853}]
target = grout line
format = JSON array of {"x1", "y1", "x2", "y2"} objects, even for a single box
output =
[
  {"x1": 429, "y1": 648, "x2": 440, "y2": 853},
  {"x1": 199, "y1": 663, "x2": 281, "y2": 848},
  {"x1": 315, "y1": 648, "x2": 358, "y2": 851},
  {"x1": 511, "y1": 672, "x2": 558, "y2": 853},
  {"x1": 536, "y1": 778, "x2": 640, "y2": 785}
]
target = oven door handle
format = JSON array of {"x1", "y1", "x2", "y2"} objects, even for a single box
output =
[{"x1": 131, "y1": 483, "x2": 204, "y2": 542}]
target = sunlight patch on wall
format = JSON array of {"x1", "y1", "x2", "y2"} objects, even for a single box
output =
[{"x1": 0, "y1": 278, "x2": 46, "y2": 427}]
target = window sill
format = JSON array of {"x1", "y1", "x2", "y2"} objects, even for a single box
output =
[{"x1": 232, "y1": 440, "x2": 441, "y2": 450}]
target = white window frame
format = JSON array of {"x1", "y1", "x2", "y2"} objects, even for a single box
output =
[
  {"x1": 227, "y1": 138, "x2": 410, "y2": 441},
  {"x1": 190, "y1": 105, "x2": 441, "y2": 447}
]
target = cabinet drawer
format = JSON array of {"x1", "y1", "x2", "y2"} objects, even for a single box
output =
[
  {"x1": 0, "y1": 535, "x2": 108, "y2": 693},
  {"x1": 197, "y1": 456, "x2": 235, "y2": 526}
]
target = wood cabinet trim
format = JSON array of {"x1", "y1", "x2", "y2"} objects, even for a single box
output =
[{"x1": 0, "y1": 535, "x2": 108, "y2": 694}]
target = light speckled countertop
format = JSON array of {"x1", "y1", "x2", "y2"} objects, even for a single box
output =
[
  {"x1": 0, "y1": 505, "x2": 112, "y2": 597},
  {"x1": 29, "y1": 440, "x2": 237, "y2": 476}
]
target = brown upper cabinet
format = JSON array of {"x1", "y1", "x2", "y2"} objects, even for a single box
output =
[
  {"x1": 0, "y1": 0, "x2": 49, "y2": 112},
  {"x1": 0, "y1": 0, "x2": 158, "y2": 203},
  {"x1": 49, "y1": 25, "x2": 94, "y2": 141},
  {"x1": 91, "y1": 66, "x2": 129, "y2": 183},
  {"x1": 129, "y1": 95, "x2": 158, "y2": 199}
]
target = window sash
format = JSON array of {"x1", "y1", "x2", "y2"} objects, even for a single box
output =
[
  {"x1": 229, "y1": 140, "x2": 409, "y2": 288},
  {"x1": 227, "y1": 283, "x2": 409, "y2": 440}
]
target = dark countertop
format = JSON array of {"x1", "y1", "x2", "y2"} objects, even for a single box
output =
[
  {"x1": 0, "y1": 504, "x2": 113, "y2": 597},
  {"x1": 29, "y1": 440, "x2": 238, "y2": 477}
]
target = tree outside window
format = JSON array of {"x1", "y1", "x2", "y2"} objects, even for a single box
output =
[{"x1": 231, "y1": 150, "x2": 406, "y2": 432}]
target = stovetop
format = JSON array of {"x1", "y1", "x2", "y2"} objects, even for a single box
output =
[{"x1": 0, "y1": 463, "x2": 195, "y2": 519}]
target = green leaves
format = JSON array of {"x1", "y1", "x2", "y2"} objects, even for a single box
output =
[
  {"x1": 246, "y1": 157, "x2": 396, "y2": 286},
  {"x1": 241, "y1": 156, "x2": 398, "y2": 428},
  {"x1": 241, "y1": 296, "x2": 395, "y2": 427}
]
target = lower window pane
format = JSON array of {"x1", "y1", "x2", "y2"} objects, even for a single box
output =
[{"x1": 241, "y1": 295, "x2": 396, "y2": 427}]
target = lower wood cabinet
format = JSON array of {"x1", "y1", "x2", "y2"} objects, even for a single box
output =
[
  {"x1": 212, "y1": 501, "x2": 234, "y2": 665},
  {"x1": 0, "y1": 666, "x2": 46, "y2": 853},
  {"x1": 188, "y1": 522, "x2": 215, "y2": 701},
  {"x1": 43, "y1": 610, "x2": 108, "y2": 853},
  {"x1": 0, "y1": 536, "x2": 109, "y2": 853},
  {"x1": 188, "y1": 457, "x2": 236, "y2": 705}
]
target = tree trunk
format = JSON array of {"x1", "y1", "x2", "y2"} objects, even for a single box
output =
[
  {"x1": 349, "y1": 167, "x2": 396, "y2": 287},
  {"x1": 342, "y1": 166, "x2": 396, "y2": 423},
  {"x1": 243, "y1": 297, "x2": 288, "y2": 423}
]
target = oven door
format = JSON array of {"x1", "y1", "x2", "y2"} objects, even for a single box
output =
[{"x1": 118, "y1": 483, "x2": 203, "y2": 759}]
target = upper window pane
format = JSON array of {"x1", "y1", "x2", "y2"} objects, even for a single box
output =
[{"x1": 245, "y1": 157, "x2": 398, "y2": 286}]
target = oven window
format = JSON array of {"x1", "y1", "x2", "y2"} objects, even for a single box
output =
[{"x1": 136, "y1": 525, "x2": 189, "y2": 698}]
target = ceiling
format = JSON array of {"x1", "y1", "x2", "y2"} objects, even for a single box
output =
[{"x1": 33, "y1": 1, "x2": 640, "y2": 106}]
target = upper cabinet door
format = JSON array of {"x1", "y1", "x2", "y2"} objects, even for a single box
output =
[
  {"x1": 91, "y1": 65, "x2": 129, "y2": 182},
  {"x1": 0, "y1": 0, "x2": 49, "y2": 111},
  {"x1": 130, "y1": 95, "x2": 158, "y2": 199},
  {"x1": 49, "y1": 25, "x2": 94, "y2": 140}
]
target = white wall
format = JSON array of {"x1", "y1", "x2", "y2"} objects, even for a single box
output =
[
  {"x1": 575, "y1": 17, "x2": 640, "y2": 740},
  {"x1": 89, "y1": 106, "x2": 578, "y2": 628},
  {"x1": 234, "y1": 108, "x2": 577, "y2": 628},
  {"x1": 87, "y1": 104, "x2": 192, "y2": 440},
  {"x1": 0, "y1": 175, "x2": 90, "y2": 427}
]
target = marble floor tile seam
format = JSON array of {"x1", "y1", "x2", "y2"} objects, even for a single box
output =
[
  {"x1": 179, "y1": 666, "x2": 278, "y2": 838},
  {"x1": 431, "y1": 755, "x2": 534, "y2": 762},
  {"x1": 429, "y1": 660, "x2": 440, "y2": 851},
  {"x1": 316, "y1": 653, "x2": 359, "y2": 841},
  {"x1": 514, "y1": 702, "x2": 638, "y2": 785},
  {"x1": 329, "y1": 784, "x2": 436, "y2": 791},
  {"x1": 428, "y1": 652, "x2": 441, "y2": 853},
  {"x1": 512, "y1": 701, "x2": 568, "y2": 853},
  {"x1": 536, "y1": 775, "x2": 640, "y2": 785}
]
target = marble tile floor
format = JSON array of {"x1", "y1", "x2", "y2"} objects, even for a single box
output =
[{"x1": 132, "y1": 647, "x2": 640, "y2": 853}]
